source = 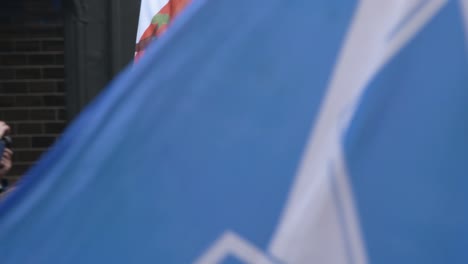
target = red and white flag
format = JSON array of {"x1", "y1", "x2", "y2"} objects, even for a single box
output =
[{"x1": 135, "y1": 0, "x2": 191, "y2": 60}]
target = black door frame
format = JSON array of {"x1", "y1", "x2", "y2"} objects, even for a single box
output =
[{"x1": 63, "y1": 0, "x2": 141, "y2": 119}]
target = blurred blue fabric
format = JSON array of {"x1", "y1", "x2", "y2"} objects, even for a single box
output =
[{"x1": 0, "y1": 0, "x2": 466, "y2": 263}]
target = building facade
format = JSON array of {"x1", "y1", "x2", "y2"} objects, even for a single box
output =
[{"x1": 0, "y1": 0, "x2": 139, "y2": 182}]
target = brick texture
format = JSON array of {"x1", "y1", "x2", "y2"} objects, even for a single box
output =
[{"x1": 0, "y1": 0, "x2": 66, "y2": 182}]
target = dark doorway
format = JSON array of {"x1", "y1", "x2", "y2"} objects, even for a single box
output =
[{"x1": 64, "y1": 0, "x2": 141, "y2": 119}]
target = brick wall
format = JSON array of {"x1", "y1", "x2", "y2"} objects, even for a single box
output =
[{"x1": 0, "y1": 0, "x2": 66, "y2": 182}]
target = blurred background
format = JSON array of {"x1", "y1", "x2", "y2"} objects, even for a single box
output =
[{"x1": 0, "y1": 0, "x2": 140, "y2": 182}]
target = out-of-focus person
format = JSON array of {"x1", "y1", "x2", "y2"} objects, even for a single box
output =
[{"x1": 0, "y1": 121, "x2": 13, "y2": 196}]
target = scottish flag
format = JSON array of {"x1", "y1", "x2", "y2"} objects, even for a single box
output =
[{"x1": 0, "y1": 0, "x2": 467, "y2": 263}]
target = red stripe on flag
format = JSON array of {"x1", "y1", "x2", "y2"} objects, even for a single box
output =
[{"x1": 135, "y1": 0, "x2": 191, "y2": 60}]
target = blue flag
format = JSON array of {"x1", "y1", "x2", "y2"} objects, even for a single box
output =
[{"x1": 0, "y1": 0, "x2": 467, "y2": 263}]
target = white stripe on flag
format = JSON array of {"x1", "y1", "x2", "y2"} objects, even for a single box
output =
[
  {"x1": 268, "y1": 1, "x2": 448, "y2": 263},
  {"x1": 194, "y1": 232, "x2": 276, "y2": 264},
  {"x1": 460, "y1": 0, "x2": 468, "y2": 51}
]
